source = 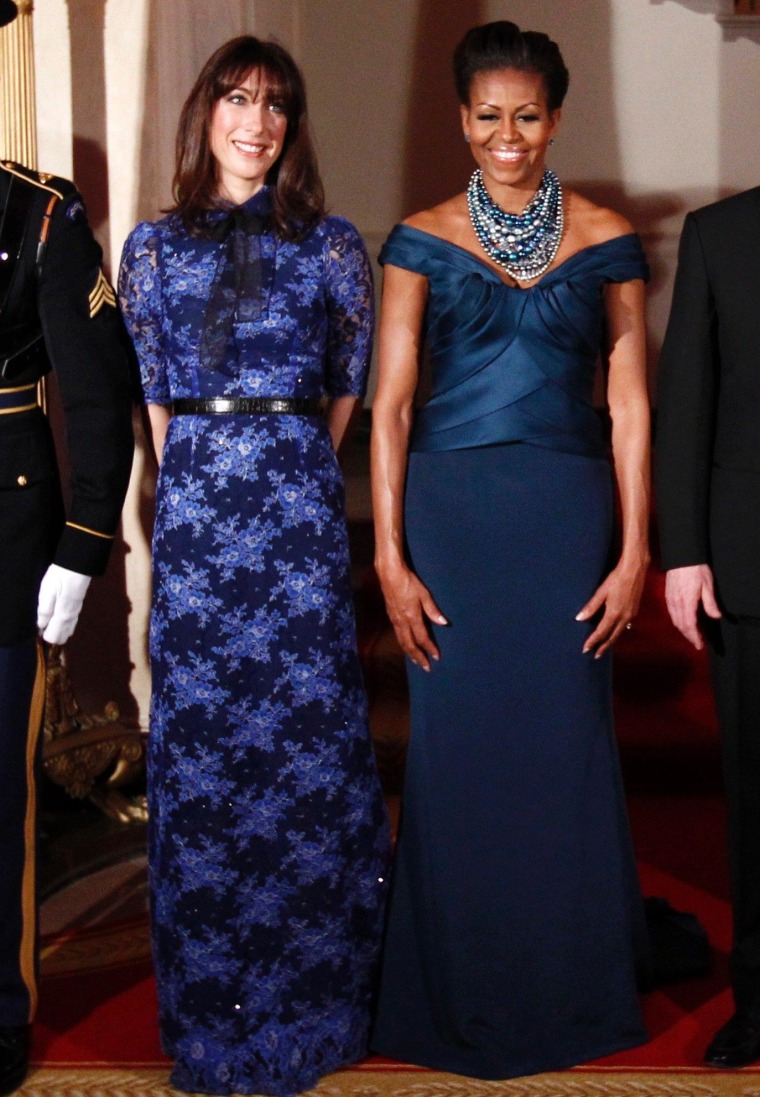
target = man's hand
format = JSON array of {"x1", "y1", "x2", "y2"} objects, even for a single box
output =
[
  {"x1": 665, "y1": 563, "x2": 721, "y2": 650},
  {"x1": 37, "y1": 564, "x2": 92, "y2": 645}
]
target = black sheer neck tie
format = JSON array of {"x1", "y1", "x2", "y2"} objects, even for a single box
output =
[{"x1": 200, "y1": 207, "x2": 271, "y2": 375}]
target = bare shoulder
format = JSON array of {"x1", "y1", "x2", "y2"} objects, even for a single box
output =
[
  {"x1": 403, "y1": 194, "x2": 469, "y2": 242},
  {"x1": 564, "y1": 188, "x2": 635, "y2": 248}
]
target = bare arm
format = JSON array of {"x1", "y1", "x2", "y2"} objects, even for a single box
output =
[
  {"x1": 325, "y1": 393, "x2": 362, "y2": 458},
  {"x1": 577, "y1": 277, "x2": 651, "y2": 656},
  {"x1": 146, "y1": 403, "x2": 172, "y2": 467},
  {"x1": 370, "y1": 263, "x2": 447, "y2": 670}
]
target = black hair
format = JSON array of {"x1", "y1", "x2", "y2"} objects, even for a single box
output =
[
  {"x1": 453, "y1": 21, "x2": 569, "y2": 111},
  {"x1": 0, "y1": 0, "x2": 16, "y2": 27}
]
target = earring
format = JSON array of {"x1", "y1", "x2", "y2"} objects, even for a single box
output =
[
  {"x1": 548, "y1": 137, "x2": 555, "y2": 146},
  {"x1": 464, "y1": 134, "x2": 471, "y2": 144}
]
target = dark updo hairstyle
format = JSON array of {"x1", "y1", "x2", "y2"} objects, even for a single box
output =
[
  {"x1": 0, "y1": 1, "x2": 17, "y2": 28},
  {"x1": 453, "y1": 21, "x2": 569, "y2": 112},
  {"x1": 170, "y1": 35, "x2": 325, "y2": 240}
]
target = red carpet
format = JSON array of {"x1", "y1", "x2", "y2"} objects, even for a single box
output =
[
  {"x1": 34, "y1": 918, "x2": 162, "y2": 1068},
  {"x1": 28, "y1": 564, "x2": 755, "y2": 1095}
]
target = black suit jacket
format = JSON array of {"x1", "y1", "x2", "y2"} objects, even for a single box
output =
[{"x1": 656, "y1": 187, "x2": 760, "y2": 615}]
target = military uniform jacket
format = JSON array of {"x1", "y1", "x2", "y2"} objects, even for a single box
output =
[
  {"x1": 656, "y1": 187, "x2": 760, "y2": 615},
  {"x1": 0, "y1": 162, "x2": 134, "y2": 644}
]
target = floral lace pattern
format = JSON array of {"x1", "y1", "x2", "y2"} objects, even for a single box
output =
[{"x1": 119, "y1": 191, "x2": 390, "y2": 1097}]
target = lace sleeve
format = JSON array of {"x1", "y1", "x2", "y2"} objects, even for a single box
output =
[
  {"x1": 322, "y1": 218, "x2": 375, "y2": 399},
  {"x1": 118, "y1": 222, "x2": 170, "y2": 405}
]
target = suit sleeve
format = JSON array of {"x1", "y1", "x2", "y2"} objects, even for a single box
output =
[
  {"x1": 655, "y1": 212, "x2": 717, "y2": 571},
  {"x1": 38, "y1": 189, "x2": 135, "y2": 575}
]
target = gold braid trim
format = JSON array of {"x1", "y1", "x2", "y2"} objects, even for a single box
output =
[
  {"x1": 65, "y1": 521, "x2": 115, "y2": 540},
  {"x1": 1, "y1": 160, "x2": 65, "y2": 199},
  {"x1": 20, "y1": 641, "x2": 45, "y2": 1020},
  {"x1": 88, "y1": 268, "x2": 117, "y2": 318}
]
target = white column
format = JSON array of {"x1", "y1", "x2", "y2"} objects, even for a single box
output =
[{"x1": 0, "y1": 0, "x2": 37, "y2": 166}]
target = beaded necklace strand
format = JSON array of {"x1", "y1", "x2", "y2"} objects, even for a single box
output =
[{"x1": 467, "y1": 167, "x2": 564, "y2": 283}]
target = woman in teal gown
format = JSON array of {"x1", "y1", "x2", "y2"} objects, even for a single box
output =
[{"x1": 370, "y1": 21, "x2": 651, "y2": 1080}]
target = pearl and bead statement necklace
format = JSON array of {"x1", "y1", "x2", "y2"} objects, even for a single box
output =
[{"x1": 467, "y1": 167, "x2": 564, "y2": 283}]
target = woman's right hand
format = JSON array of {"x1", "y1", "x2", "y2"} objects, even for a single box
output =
[{"x1": 377, "y1": 561, "x2": 448, "y2": 671}]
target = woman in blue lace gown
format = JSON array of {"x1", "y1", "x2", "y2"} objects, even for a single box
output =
[
  {"x1": 371, "y1": 22, "x2": 650, "y2": 1079},
  {"x1": 119, "y1": 37, "x2": 389, "y2": 1097}
]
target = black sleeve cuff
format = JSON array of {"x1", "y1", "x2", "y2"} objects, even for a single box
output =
[{"x1": 53, "y1": 521, "x2": 117, "y2": 576}]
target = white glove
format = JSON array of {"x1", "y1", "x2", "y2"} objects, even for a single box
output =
[{"x1": 37, "y1": 564, "x2": 92, "y2": 645}]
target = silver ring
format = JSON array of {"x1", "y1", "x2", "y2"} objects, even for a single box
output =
[{"x1": 625, "y1": 622, "x2": 632, "y2": 630}]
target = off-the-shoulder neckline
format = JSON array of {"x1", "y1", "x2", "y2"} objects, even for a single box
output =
[{"x1": 388, "y1": 224, "x2": 640, "y2": 290}]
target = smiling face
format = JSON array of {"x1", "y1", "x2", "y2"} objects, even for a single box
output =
[
  {"x1": 209, "y1": 67, "x2": 288, "y2": 205},
  {"x1": 461, "y1": 68, "x2": 560, "y2": 211}
]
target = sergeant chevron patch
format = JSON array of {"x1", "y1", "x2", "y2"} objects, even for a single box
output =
[{"x1": 88, "y1": 269, "x2": 116, "y2": 318}]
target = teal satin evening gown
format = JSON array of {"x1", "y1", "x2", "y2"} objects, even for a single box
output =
[{"x1": 371, "y1": 227, "x2": 650, "y2": 1079}]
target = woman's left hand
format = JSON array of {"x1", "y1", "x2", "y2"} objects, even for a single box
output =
[{"x1": 575, "y1": 556, "x2": 648, "y2": 658}]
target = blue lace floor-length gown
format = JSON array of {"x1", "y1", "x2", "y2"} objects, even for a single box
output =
[
  {"x1": 371, "y1": 226, "x2": 650, "y2": 1079},
  {"x1": 119, "y1": 188, "x2": 390, "y2": 1097}
]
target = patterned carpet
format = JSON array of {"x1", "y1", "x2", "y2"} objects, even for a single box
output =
[{"x1": 21, "y1": 1066, "x2": 760, "y2": 1097}]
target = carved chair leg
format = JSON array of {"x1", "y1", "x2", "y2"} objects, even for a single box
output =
[{"x1": 42, "y1": 644, "x2": 147, "y2": 824}]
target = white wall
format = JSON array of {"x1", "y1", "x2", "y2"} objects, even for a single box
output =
[
  {"x1": 23, "y1": 0, "x2": 760, "y2": 728},
  {"x1": 259, "y1": 0, "x2": 760, "y2": 392},
  {"x1": 32, "y1": 0, "x2": 262, "y2": 728}
]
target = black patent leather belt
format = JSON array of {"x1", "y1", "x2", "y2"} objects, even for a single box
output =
[{"x1": 173, "y1": 396, "x2": 321, "y2": 416}]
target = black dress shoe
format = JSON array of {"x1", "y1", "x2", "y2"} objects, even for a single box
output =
[
  {"x1": 0, "y1": 1026, "x2": 29, "y2": 1096},
  {"x1": 705, "y1": 1010, "x2": 760, "y2": 1068}
]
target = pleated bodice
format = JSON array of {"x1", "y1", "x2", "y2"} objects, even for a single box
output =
[{"x1": 379, "y1": 226, "x2": 649, "y2": 458}]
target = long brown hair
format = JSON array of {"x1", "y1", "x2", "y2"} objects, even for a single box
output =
[{"x1": 170, "y1": 36, "x2": 325, "y2": 239}]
